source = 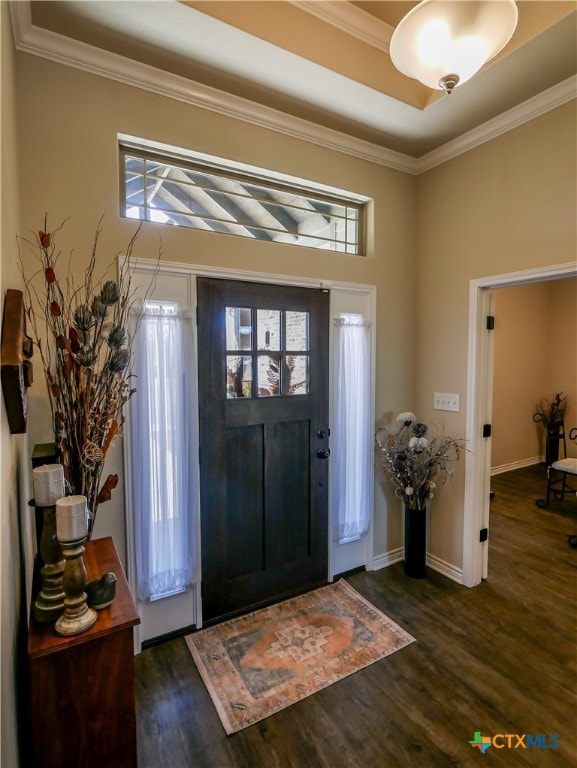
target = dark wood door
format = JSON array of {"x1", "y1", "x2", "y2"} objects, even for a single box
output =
[{"x1": 197, "y1": 277, "x2": 330, "y2": 622}]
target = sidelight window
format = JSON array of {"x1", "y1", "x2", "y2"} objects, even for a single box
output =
[
  {"x1": 332, "y1": 313, "x2": 372, "y2": 544},
  {"x1": 129, "y1": 301, "x2": 196, "y2": 601}
]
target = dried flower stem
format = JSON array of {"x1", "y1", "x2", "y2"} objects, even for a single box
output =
[{"x1": 19, "y1": 217, "x2": 158, "y2": 535}]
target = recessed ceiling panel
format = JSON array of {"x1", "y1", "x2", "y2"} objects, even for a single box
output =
[{"x1": 27, "y1": 0, "x2": 577, "y2": 157}]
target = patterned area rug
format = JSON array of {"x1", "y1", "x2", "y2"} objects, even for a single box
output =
[{"x1": 186, "y1": 579, "x2": 415, "y2": 733}]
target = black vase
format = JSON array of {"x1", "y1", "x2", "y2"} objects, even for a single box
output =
[
  {"x1": 545, "y1": 425, "x2": 561, "y2": 466},
  {"x1": 404, "y1": 505, "x2": 427, "y2": 578}
]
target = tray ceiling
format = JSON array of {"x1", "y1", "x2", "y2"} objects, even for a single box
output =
[{"x1": 16, "y1": 1, "x2": 577, "y2": 162}]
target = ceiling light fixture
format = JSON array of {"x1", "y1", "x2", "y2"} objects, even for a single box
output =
[{"x1": 390, "y1": 0, "x2": 519, "y2": 95}]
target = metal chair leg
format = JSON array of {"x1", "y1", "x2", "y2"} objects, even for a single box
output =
[
  {"x1": 536, "y1": 466, "x2": 552, "y2": 508},
  {"x1": 554, "y1": 472, "x2": 569, "y2": 502}
]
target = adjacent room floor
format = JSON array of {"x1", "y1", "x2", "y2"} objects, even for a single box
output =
[{"x1": 135, "y1": 465, "x2": 577, "y2": 767}]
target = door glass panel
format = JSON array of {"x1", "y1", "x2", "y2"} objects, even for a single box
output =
[
  {"x1": 257, "y1": 309, "x2": 281, "y2": 350},
  {"x1": 226, "y1": 355, "x2": 252, "y2": 398},
  {"x1": 225, "y1": 308, "x2": 310, "y2": 398},
  {"x1": 226, "y1": 307, "x2": 252, "y2": 351},
  {"x1": 287, "y1": 355, "x2": 308, "y2": 395},
  {"x1": 257, "y1": 355, "x2": 281, "y2": 397},
  {"x1": 286, "y1": 311, "x2": 309, "y2": 351}
]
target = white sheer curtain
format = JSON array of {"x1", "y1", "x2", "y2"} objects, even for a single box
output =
[
  {"x1": 332, "y1": 314, "x2": 372, "y2": 544},
  {"x1": 130, "y1": 303, "x2": 197, "y2": 601}
]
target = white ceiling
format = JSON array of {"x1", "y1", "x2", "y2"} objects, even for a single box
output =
[{"x1": 12, "y1": 1, "x2": 577, "y2": 168}]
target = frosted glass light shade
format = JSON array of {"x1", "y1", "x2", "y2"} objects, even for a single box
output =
[{"x1": 390, "y1": 0, "x2": 518, "y2": 93}]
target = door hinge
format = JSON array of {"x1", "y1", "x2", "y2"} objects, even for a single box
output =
[
  {"x1": 479, "y1": 528, "x2": 488, "y2": 543},
  {"x1": 482, "y1": 424, "x2": 492, "y2": 438},
  {"x1": 486, "y1": 315, "x2": 495, "y2": 330}
]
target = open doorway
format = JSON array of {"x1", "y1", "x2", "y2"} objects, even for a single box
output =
[
  {"x1": 491, "y1": 278, "x2": 577, "y2": 476},
  {"x1": 462, "y1": 262, "x2": 577, "y2": 588}
]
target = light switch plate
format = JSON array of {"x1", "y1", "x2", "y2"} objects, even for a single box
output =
[{"x1": 434, "y1": 392, "x2": 460, "y2": 412}]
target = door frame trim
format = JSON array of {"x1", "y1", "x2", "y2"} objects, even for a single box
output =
[
  {"x1": 126, "y1": 257, "x2": 376, "y2": 646},
  {"x1": 463, "y1": 261, "x2": 577, "y2": 588}
]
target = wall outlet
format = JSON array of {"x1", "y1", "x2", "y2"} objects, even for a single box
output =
[{"x1": 434, "y1": 392, "x2": 460, "y2": 412}]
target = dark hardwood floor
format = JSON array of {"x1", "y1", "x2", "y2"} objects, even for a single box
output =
[{"x1": 135, "y1": 465, "x2": 577, "y2": 767}]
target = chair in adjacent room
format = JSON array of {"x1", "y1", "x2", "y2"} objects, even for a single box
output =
[{"x1": 536, "y1": 425, "x2": 577, "y2": 509}]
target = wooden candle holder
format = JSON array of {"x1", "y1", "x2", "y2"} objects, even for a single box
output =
[
  {"x1": 33, "y1": 503, "x2": 65, "y2": 623},
  {"x1": 55, "y1": 538, "x2": 97, "y2": 636}
]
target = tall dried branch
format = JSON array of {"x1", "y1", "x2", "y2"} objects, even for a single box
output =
[{"x1": 18, "y1": 217, "x2": 159, "y2": 535}]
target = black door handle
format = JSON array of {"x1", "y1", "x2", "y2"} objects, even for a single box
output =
[{"x1": 316, "y1": 449, "x2": 330, "y2": 459}]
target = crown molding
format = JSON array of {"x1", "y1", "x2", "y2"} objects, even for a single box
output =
[
  {"x1": 9, "y1": 1, "x2": 417, "y2": 174},
  {"x1": 289, "y1": 0, "x2": 393, "y2": 54},
  {"x1": 10, "y1": 2, "x2": 576, "y2": 176},
  {"x1": 418, "y1": 75, "x2": 577, "y2": 172}
]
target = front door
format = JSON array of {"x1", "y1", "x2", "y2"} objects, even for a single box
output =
[{"x1": 197, "y1": 277, "x2": 330, "y2": 622}]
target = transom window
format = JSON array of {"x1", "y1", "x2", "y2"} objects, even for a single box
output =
[
  {"x1": 120, "y1": 144, "x2": 365, "y2": 254},
  {"x1": 226, "y1": 307, "x2": 309, "y2": 398}
]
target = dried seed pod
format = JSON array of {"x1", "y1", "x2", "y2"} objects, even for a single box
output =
[
  {"x1": 77, "y1": 344, "x2": 97, "y2": 367},
  {"x1": 73, "y1": 304, "x2": 94, "y2": 332},
  {"x1": 107, "y1": 325, "x2": 127, "y2": 349},
  {"x1": 100, "y1": 281, "x2": 119, "y2": 306},
  {"x1": 91, "y1": 296, "x2": 107, "y2": 319},
  {"x1": 108, "y1": 348, "x2": 130, "y2": 374}
]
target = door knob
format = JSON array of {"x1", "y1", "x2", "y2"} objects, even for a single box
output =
[{"x1": 316, "y1": 449, "x2": 330, "y2": 459}]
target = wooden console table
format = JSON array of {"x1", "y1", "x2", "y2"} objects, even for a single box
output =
[{"x1": 28, "y1": 536, "x2": 140, "y2": 768}]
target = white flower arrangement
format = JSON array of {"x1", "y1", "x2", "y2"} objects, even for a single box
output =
[{"x1": 376, "y1": 413, "x2": 464, "y2": 510}]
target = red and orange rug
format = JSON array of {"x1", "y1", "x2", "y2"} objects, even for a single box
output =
[{"x1": 186, "y1": 579, "x2": 415, "y2": 733}]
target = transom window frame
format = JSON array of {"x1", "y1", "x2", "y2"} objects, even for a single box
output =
[{"x1": 119, "y1": 140, "x2": 367, "y2": 255}]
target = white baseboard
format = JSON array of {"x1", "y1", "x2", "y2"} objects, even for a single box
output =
[
  {"x1": 426, "y1": 553, "x2": 463, "y2": 584},
  {"x1": 491, "y1": 457, "x2": 542, "y2": 476},
  {"x1": 372, "y1": 547, "x2": 403, "y2": 570},
  {"x1": 371, "y1": 548, "x2": 463, "y2": 585}
]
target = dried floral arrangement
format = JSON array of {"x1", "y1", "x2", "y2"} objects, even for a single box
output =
[
  {"x1": 376, "y1": 412, "x2": 464, "y2": 511},
  {"x1": 532, "y1": 392, "x2": 569, "y2": 429},
  {"x1": 19, "y1": 217, "x2": 154, "y2": 536}
]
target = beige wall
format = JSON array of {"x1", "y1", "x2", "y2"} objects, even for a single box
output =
[
  {"x1": 11, "y1": 43, "x2": 577, "y2": 580},
  {"x1": 1, "y1": 4, "x2": 26, "y2": 767},
  {"x1": 3, "y1": 12, "x2": 576, "y2": 763},
  {"x1": 544, "y1": 278, "x2": 577, "y2": 457},
  {"x1": 14, "y1": 53, "x2": 417, "y2": 566},
  {"x1": 416, "y1": 102, "x2": 577, "y2": 567},
  {"x1": 492, "y1": 278, "x2": 577, "y2": 469}
]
